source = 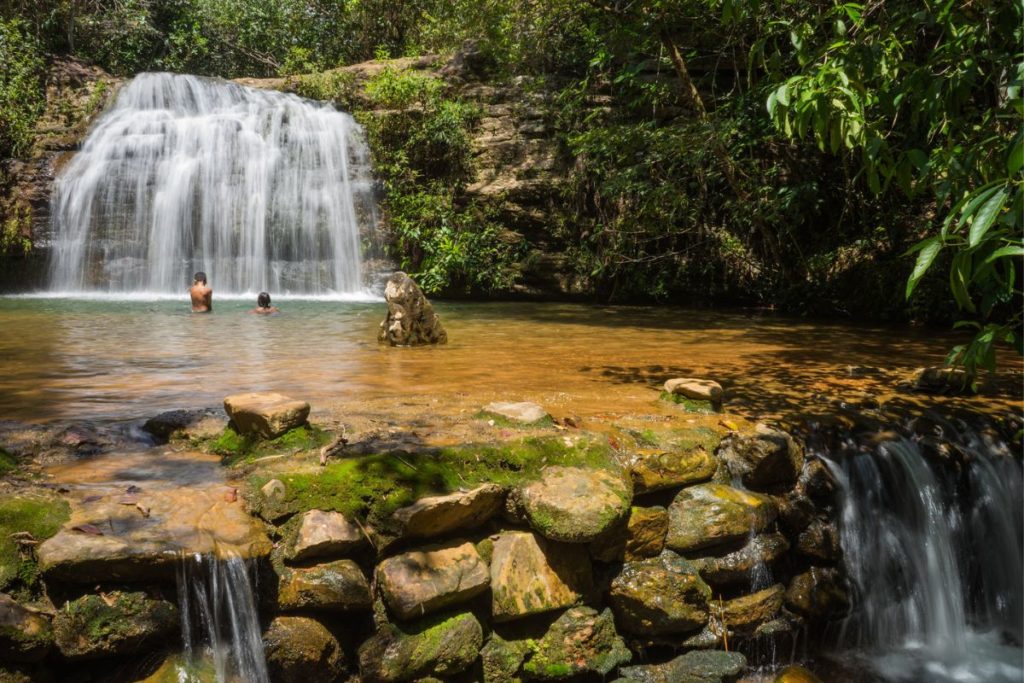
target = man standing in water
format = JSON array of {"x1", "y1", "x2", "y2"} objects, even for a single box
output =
[{"x1": 190, "y1": 272, "x2": 212, "y2": 312}]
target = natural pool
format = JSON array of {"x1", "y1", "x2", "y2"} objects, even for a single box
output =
[{"x1": 1, "y1": 296, "x2": 1019, "y2": 425}]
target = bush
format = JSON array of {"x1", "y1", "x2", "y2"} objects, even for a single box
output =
[{"x1": 0, "y1": 21, "x2": 45, "y2": 160}]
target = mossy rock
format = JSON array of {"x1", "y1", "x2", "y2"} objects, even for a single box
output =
[
  {"x1": 0, "y1": 594, "x2": 52, "y2": 662},
  {"x1": 53, "y1": 591, "x2": 178, "y2": 660},
  {"x1": 357, "y1": 611, "x2": 483, "y2": 682},
  {"x1": 0, "y1": 492, "x2": 70, "y2": 594},
  {"x1": 202, "y1": 424, "x2": 332, "y2": 464},
  {"x1": 481, "y1": 633, "x2": 529, "y2": 682},
  {"x1": 521, "y1": 606, "x2": 631, "y2": 680},
  {"x1": 659, "y1": 392, "x2": 718, "y2": 413}
]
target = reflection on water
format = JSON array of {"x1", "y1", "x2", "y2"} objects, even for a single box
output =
[{"x1": 0, "y1": 298, "x2": 1019, "y2": 424}]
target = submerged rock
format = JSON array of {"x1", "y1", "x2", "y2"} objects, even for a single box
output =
[
  {"x1": 53, "y1": 591, "x2": 177, "y2": 660},
  {"x1": 391, "y1": 483, "x2": 504, "y2": 540},
  {"x1": 357, "y1": 611, "x2": 482, "y2": 682},
  {"x1": 377, "y1": 541, "x2": 490, "y2": 621},
  {"x1": 377, "y1": 271, "x2": 448, "y2": 346},
  {"x1": 0, "y1": 594, "x2": 52, "y2": 662},
  {"x1": 490, "y1": 531, "x2": 591, "y2": 622},
  {"x1": 263, "y1": 616, "x2": 346, "y2": 683},
  {"x1": 690, "y1": 532, "x2": 790, "y2": 588},
  {"x1": 285, "y1": 509, "x2": 365, "y2": 563},
  {"x1": 277, "y1": 559, "x2": 372, "y2": 612},
  {"x1": 665, "y1": 483, "x2": 776, "y2": 553},
  {"x1": 663, "y1": 378, "x2": 724, "y2": 403},
  {"x1": 719, "y1": 425, "x2": 804, "y2": 490},
  {"x1": 617, "y1": 649, "x2": 747, "y2": 683},
  {"x1": 223, "y1": 392, "x2": 310, "y2": 439},
  {"x1": 609, "y1": 550, "x2": 712, "y2": 636},
  {"x1": 627, "y1": 447, "x2": 717, "y2": 494},
  {"x1": 519, "y1": 466, "x2": 631, "y2": 543},
  {"x1": 521, "y1": 606, "x2": 631, "y2": 679},
  {"x1": 481, "y1": 401, "x2": 551, "y2": 425},
  {"x1": 784, "y1": 566, "x2": 850, "y2": 620}
]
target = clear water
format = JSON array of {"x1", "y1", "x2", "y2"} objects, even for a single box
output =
[{"x1": 47, "y1": 73, "x2": 375, "y2": 295}]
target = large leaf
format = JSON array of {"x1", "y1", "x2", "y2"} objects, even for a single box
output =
[
  {"x1": 968, "y1": 188, "x2": 1008, "y2": 247},
  {"x1": 1009, "y1": 131, "x2": 1024, "y2": 176},
  {"x1": 983, "y1": 245, "x2": 1024, "y2": 264},
  {"x1": 905, "y1": 236, "x2": 942, "y2": 299}
]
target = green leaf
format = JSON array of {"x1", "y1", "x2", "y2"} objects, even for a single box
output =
[
  {"x1": 1008, "y1": 131, "x2": 1024, "y2": 176},
  {"x1": 983, "y1": 245, "x2": 1024, "y2": 264},
  {"x1": 968, "y1": 188, "x2": 1008, "y2": 247},
  {"x1": 906, "y1": 236, "x2": 942, "y2": 299},
  {"x1": 949, "y1": 251, "x2": 975, "y2": 312},
  {"x1": 776, "y1": 83, "x2": 790, "y2": 107}
]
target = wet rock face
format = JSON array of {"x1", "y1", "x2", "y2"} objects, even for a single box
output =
[
  {"x1": 518, "y1": 466, "x2": 632, "y2": 543},
  {"x1": 609, "y1": 550, "x2": 712, "y2": 636},
  {"x1": 391, "y1": 484, "x2": 504, "y2": 540},
  {"x1": 784, "y1": 566, "x2": 850, "y2": 620},
  {"x1": 285, "y1": 509, "x2": 365, "y2": 563},
  {"x1": 277, "y1": 559, "x2": 372, "y2": 612},
  {"x1": 489, "y1": 531, "x2": 592, "y2": 622},
  {"x1": 690, "y1": 532, "x2": 790, "y2": 588},
  {"x1": 377, "y1": 271, "x2": 448, "y2": 346},
  {"x1": 591, "y1": 505, "x2": 669, "y2": 562},
  {"x1": 719, "y1": 584, "x2": 785, "y2": 634},
  {"x1": 719, "y1": 424, "x2": 804, "y2": 490},
  {"x1": 665, "y1": 483, "x2": 777, "y2": 553},
  {"x1": 617, "y1": 649, "x2": 747, "y2": 683},
  {"x1": 358, "y1": 611, "x2": 482, "y2": 682},
  {"x1": 223, "y1": 392, "x2": 310, "y2": 439},
  {"x1": 377, "y1": 541, "x2": 490, "y2": 621},
  {"x1": 263, "y1": 616, "x2": 346, "y2": 683},
  {"x1": 627, "y1": 447, "x2": 717, "y2": 494},
  {"x1": 52, "y1": 591, "x2": 178, "y2": 660},
  {"x1": 0, "y1": 594, "x2": 52, "y2": 662},
  {"x1": 522, "y1": 606, "x2": 632, "y2": 679}
]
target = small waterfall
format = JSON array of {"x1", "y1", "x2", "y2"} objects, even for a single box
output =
[
  {"x1": 175, "y1": 553, "x2": 269, "y2": 683},
  {"x1": 48, "y1": 72, "x2": 375, "y2": 295},
  {"x1": 819, "y1": 421, "x2": 1023, "y2": 682}
]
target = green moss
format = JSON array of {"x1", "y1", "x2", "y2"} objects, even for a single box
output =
[
  {"x1": 0, "y1": 449, "x2": 17, "y2": 477},
  {"x1": 250, "y1": 436, "x2": 616, "y2": 526},
  {"x1": 475, "y1": 411, "x2": 555, "y2": 429},
  {"x1": 659, "y1": 391, "x2": 719, "y2": 413},
  {"x1": 0, "y1": 492, "x2": 70, "y2": 593},
  {"x1": 203, "y1": 425, "x2": 332, "y2": 464}
]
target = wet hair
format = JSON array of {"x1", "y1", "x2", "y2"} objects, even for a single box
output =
[
  {"x1": 257, "y1": 292, "x2": 271, "y2": 308},
  {"x1": 193, "y1": 272, "x2": 207, "y2": 285}
]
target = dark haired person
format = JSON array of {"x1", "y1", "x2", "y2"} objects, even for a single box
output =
[
  {"x1": 251, "y1": 291, "x2": 279, "y2": 315},
  {"x1": 189, "y1": 272, "x2": 212, "y2": 312}
]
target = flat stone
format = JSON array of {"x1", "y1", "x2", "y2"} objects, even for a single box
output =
[
  {"x1": 378, "y1": 271, "x2": 448, "y2": 346},
  {"x1": 784, "y1": 567, "x2": 850, "y2": 620},
  {"x1": 53, "y1": 591, "x2": 178, "y2": 660},
  {"x1": 666, "y1": 484, "x2": 776, "y2": 553},
  {"x1": 37, "y1": 486, "x2": 272, "y2": 582},
  {"x1": 392, "y1": 484, "x2": 504, "y2": 540},
  {"x1": 664, "y1": 378, "x2": 724, "y2": 403},
  {"x1": 263, "y1": 616, "x2": 346, "y2": 683},
  {"x1": 278, "y1": 559, "x2": 372, "y2": 612},
  {"x1": 286, "y1": 509, "x2": 364, "y2": 563},
  {"x1": 490, "y1": 531, "x2": 591, "y2": 622},
  {"x1": 627, "y1": 447, "x2": 717, "y2": 493},
  {"x1": 719, "y1": 584, "x2": 784, "y2": 634},
  {"x1": 377, "y1": 541, "x2": 490, "y2": 621},
  {"x1": 719, "y1": 425, "x2": 804, "y2": 490},
  {"x1": 0, "y1": 594, "x2": 52, "y2": 662},
  {"x1": 521, "y1": 606, "x2": 631, "y2": 680},
  {"x1": 618, "y1": 650, "x2": 747, "y2": 683},
  {"x1": 591, "y1": 506, "x2": 668, "y2": 562},
  {"x1": 223, "y1": 392, "x2": 310, "y2": 439},
  {"x1": 609, "y1": 550, "x2": 712, "y2": 636},
  {"x1": 358, "y1": 612, "x2": 482, "y2": 682},
  {"x1": 519, "y1": 466, "x2": 631, "y2": 543},
  {"x1": 481, "y1": 401, "x2": 550, "y2": 425},
  {"x1": 690, "y1": 532, "x2": 790, "y2": 588}
]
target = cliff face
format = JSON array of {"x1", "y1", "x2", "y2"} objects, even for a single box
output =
[{"x1": 0, "y1": 58, "x2": 120, "y2": 291}]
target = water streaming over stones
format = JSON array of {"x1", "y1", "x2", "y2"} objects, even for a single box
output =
[
  {"x1": 48, "y1": 72, "x2": 375, "y2": 295},
  {"x1": 176, "y1": 553, "x2": 270, "y2": 683},
  {"x1": 818, "y1": 420, "x2": 1023, "y2": 682}
]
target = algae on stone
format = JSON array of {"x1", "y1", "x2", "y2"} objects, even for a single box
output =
[
  {"x1": 357, "y1": 611, "x2": 482, "y2": 682},
  {"x1": 52, "y1": 591, "x2": 178, "y2": 660},
  {"x1": 0, "y1": 492, "x2": 70, "y2": 593},
  {"x1": 521, "y1": 606, "x2": 631, "y2": 679}
]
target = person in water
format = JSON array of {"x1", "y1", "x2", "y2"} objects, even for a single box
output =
[
  {"x1": 189, "y1": 272, "x2": 212, "y2": 312},
  {"x1": 251, "y1": 291, "x2": 280, "y2": 314}
]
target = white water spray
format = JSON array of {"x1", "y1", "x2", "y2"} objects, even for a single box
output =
[{"x1": 48, "y1": 72, "x2": 375, "y2": 295}]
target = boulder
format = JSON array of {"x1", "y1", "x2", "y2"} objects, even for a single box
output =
[
  {"x1": 223, "y1": 392, "x2": 310, "y2": 439},
  {"x1": 617, "y1": 650, "x2": 747, "y2": 683},
  {"x1": 481, "y1": 634, "x2": 530, "y2": 682},
  {"x1": 518, "y1": 466, "x2": 631, "y2": 543},
  {"x1": 53, "y1": 591, "x2": 177, "y2": 660},
  {"x1": 627, "y1": 447, "x2": 717, "y2": 494},
  {"x1": 795, "y1": 518, "x2": 841, "y2": 563},
  {"x1": 392, "y1": 484, "x2": 504, "y2": 540},
  {"x1": 286, "y1": 509, "x2": 364, "y2": 563},
  {"x1": 0, "y1": 594, "x2": 52, "y2": 662},
  {"x1": 690, "y1": 533, "x2": 790, "y2": 588},
  {"x1": 521, "y1": 606, "x2": 631, "y2": 680},
  {"x1": 666, "y1": 484, "x2": 776, "y2": 553},
  {"x1": 719, "y1": 425, "x2": 804, "y2": 490},
  {"x1": 718, "y1": 584, "x2": 784, "y2": 634},
  {"x1": 490, "y1": 531, "x2": 591, "y2": 622},
  {"x1": 798, "y1": 459, "x2": 838, "y2": 506},
  {"x1": 663, "y1": 378, "x2": 724, "y2": 403},
  {"x1": 142, "y1": 409, "x2": 223, "y2": 442},
  {"x1": 912, "y1": 366, "x2": 972, "y2": 394},
  {"x1": 377, "y1": 271, "x2": 448, "y2": 346},
  {"x1": 263, "y1": 616, "x2": 345, "y2": 683},
  {"x1": 377, "y1": 541, "x2": 489, "y2": 621},
  {"x1": 481, "y1": 401, "x2": 550, "y2": 425},
  {"x1": 774, "y1": 665, "x2": 825, "y2": 683},
  {"x1": 784, "y1": 567, "x2": 850, "y2": 620},
  {"x1": 277, "y1": 559, "x2": 372, "y2": 612},
  {"x1": 609, "y1": 550, "x2": 712, "y2": 636},
  {"x1": 591, "y1": 506, "x2": 668, "y2": 563},
  {"x1": 358, "y1": 611, "x2": 482, "y2": 682}
]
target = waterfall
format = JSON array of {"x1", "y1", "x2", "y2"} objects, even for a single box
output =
[
  {"x1": 175, "y1": 553, "x2": 269, "y2": 683},
  {"x1": 48, "y1": 72, "x2": 375, "y2": 296},
  {"x1": 819, "y1": 422, "x2": 1023, "y2": 682}
]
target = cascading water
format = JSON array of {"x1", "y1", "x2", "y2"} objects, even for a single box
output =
[
  {"x1": 48, "y1": 72, "x2": 376, "y2": 296},
  {"x1": 818, "y1": 421, "x2": 1023, "y2": 682},
  {"x1": 175, "y1": 553, "x2": 269, "y2": 683}
]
